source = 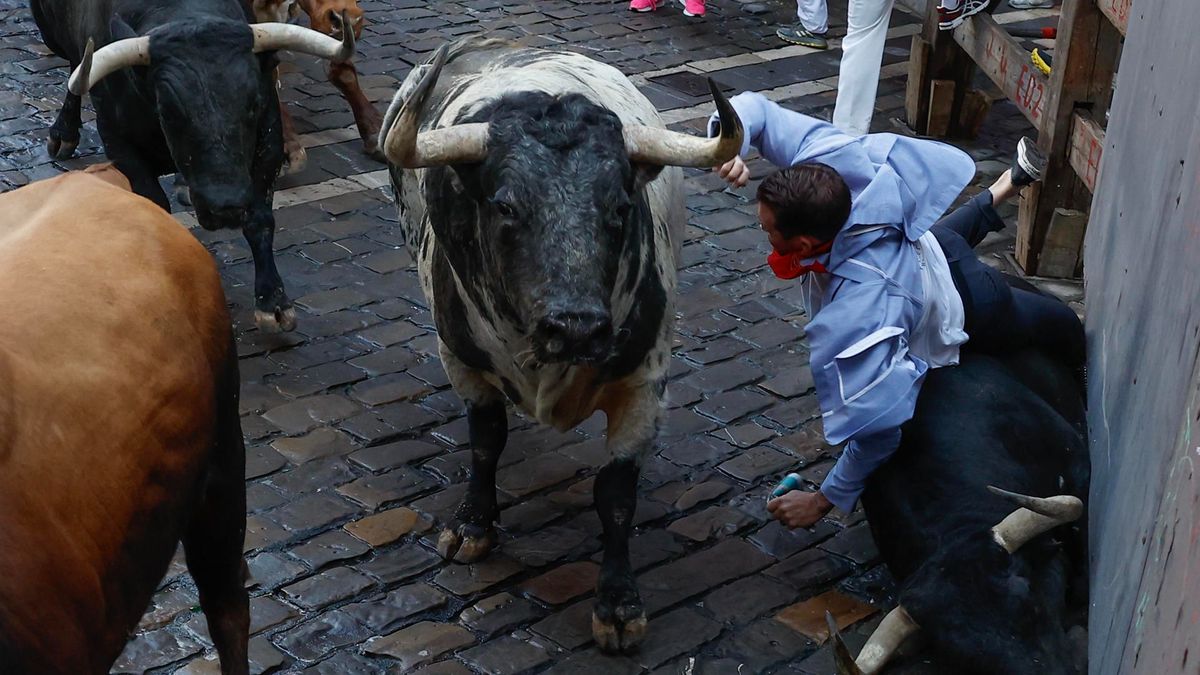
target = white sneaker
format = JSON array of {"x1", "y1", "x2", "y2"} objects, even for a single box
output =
[{"x1": 1008, "y1": 0, "x2": 1054, "y2": 8}]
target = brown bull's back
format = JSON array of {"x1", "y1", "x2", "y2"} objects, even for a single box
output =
[{"x1": 0, "y1": 168, "x2": 234, "y2": 673}]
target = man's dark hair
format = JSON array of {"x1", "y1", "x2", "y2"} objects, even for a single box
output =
[{"x1": 756, "y1": 162, "x2": 851, "y2": 241}]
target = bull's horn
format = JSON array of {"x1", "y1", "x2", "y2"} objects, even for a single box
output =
[
  {"x1": 623, "y1": 78, "x2": 743, "y2": 168},
  {"x1": 382, "y1": 43, "x2": 489, "y2": 168},
  {"x1": 251, "y1": 12, "x2": 355, "y2": 62},
  {"x1": 988, "y1": 485, "x2": 1083, "y2": 554},
  {"x1": 828, "y1": 607, "x2": 920, "y2": 675},
  {"x1": 68, "y1": 36, "x2": 150, "y2": 96}
]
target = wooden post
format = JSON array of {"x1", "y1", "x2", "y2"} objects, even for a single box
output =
[
  {"x1": 926, "y1": 79, "x2": 956, "y2": 136},
  {"x1": 905, "y1": 0, "x2": 978, "y2": 136},
  {"x1": 1037, "y1": 208, "x2": 1088, "y2": 278},
  {"x1": 1015, "y1": 0, "x2": 1123, "y2": 273}
]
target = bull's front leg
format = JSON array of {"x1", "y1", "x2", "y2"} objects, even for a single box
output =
[
  {"x1": 276, "y1": 66, "x2": 308, "y2": 175},
  {"x1": 328, "y1": 61, "x2": 384, "y2": 161},
  {"x1": 438, "y1": 358, "x2": 507, "y2": 563},
  {"x1": 243, "y1": 208, "x2": 295, "y2": 332},
  {"x1": 592, "y1": 382, "x2": 661, "y2": 653},
  {"x1": 47, "y1": 91, "x2": 83, "y2": 159}
]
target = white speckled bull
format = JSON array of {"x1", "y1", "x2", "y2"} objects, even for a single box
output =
[{"x1": 380, "y1": 38, "x2": 742, "y2": 651}]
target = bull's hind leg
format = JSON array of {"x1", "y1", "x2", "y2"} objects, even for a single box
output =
[
  {"x1": 438, "y1": 353, "x2": 507, "y2": 563},
  {"x1": 592, "y1": 383, "x2": 661, "y2": 653},
  {"x1": 183, "y1": 354, "x2": 249, "y2": 675}
]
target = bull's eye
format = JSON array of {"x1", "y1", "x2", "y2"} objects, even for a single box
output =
[{"x1": 492, "y1": 200, "x2": 516, "y2": 219}]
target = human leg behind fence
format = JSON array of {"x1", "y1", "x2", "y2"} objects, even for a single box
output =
[{"x1": 832, "y1": 0, "x2": 895, "y2": 136}]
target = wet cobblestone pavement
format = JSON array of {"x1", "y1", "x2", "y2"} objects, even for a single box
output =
[{"x1": 0, "y1": 0, "x2": 1079, "y2": 672}]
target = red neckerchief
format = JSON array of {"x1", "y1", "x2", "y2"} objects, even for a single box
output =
[{"x1": 767, "y1": 240, "x2": 834, "y2": 279}]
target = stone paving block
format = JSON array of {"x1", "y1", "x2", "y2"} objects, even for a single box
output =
[
  {"x1": 759, "y1": 366, "x2": 816, "y2": 398},
  {"x1": 530, "y1": 598, "x2": 594, "y2": 650},
  {"x1": 336, "y1": 466, "x2": 435, "y2": 509},
  {"x1": 774, "y1": 589, "x2": 878, "y2": 642},
  {"x1": 248, "y1": 551, "x2": 309, "y2": 591},
  {"x1": 298, "y1": 650, "x2": 384, "y2": 674},
  {"x1": 358, "y1": 544, "x2": 442, "y2": 584},
  {"x1": 764, "y1": 548, "x2": 856, "y2": 592},
  {"x1": 457, "y1": 634, "x2": 553, "y2": 674},
  {"x1": 347, "y1": 344, "x2": 421, "y2": 376},
  {"x1": 274, "y1": 609, "x2": 372, "y2": 663},
  {"x1": 245, "y1": 514, "x2": 291, "y2": 552},
  {"x1": 459, "y1": 592, "x2": 546, "y2": 638},
  {"x1": 497, "y1": 453, "x2": 587, "y2": 499},
  {"x1": 344, "y1": 506, "x2": 432, "y2": 546},
  {"x1": 343, "y1": 582, "x2": 449, "y2": 634},
  {"x1": 635, "y1": 606, "x2": 724, "y2": 669},
  {"x1": 410, "y1": 662, "x2": 476, "y2": 675},
  {"x1": 272, "y1": 361, "x2": 367, "y2": 398},
  {"x1": 674, "y1": 479, "x2": 732, "y2": 510},
  {"x1": 433, "y1": 554, "x2": 525, "y2": 597},
  {"x1": 720, "y1": 421, "x2": 777, "y2": 448},
  {"x1": 818, "y1": 522, "x2": 880, "y2": 565},
  {"x1": 519, "y1": 560, "x2": 599, "y2": 605},
  {"x1": 288, "y1": 529, "x2": 371, "y2": 570},
  {"x1": 680, "y1": 358, "x2": 764, "y2": 394},
  {"x1": 265, "y1": 457, "x2": 356, "y2": 496},
  {"x1": 544, "y1": 648, "x2": 642, "y2": 675},
  {"x1": 505, "y1": 524, "x2": 597, "y2": 568},
  {"x1": 271, "y1": 427, "x2": 358, "y2": 464},
  {"x1": 718, "y1": 445, "x2": 797, "y2": 483},
  {"x1": 111, "y1": 627, "x2": 203, "y2": 673},
  {"x1": 281, "y1": 566, "x2": 375, "y2": 611},
  {"x1": 712, "y1": 617, "x2": 814, "y2": 673},
  {"x1": 349, "y1": 439, "x2": 446, "y2": 472},
  {"x1": 659, "y1": 434, "x2": 740, "y2": 468},
  {"x1": 250, "y1": 595, "x2": 300, "y2": 634},
  {"x1": 138, "y1": 585, "x2": 198, "y2": 631},
  {"x1": 339, "y1": 402, "x2": 443, "y2": 443},
  {"x1": 749, "y1": 519, "x2": 839, "y2": 560},
  {"x1": 667, "y1": 505, "x2": 756, "y2": 542},
  {"x1": 262, "y1": 395, "x2": 362, "y2": 435},
  {"x1": 363, "y1": 620, "x2": 476, "y2": 670},
  {"x1": 266, "y1": 491, "x2": 359, "y2": 534},
  {"x1": 770, "y1": 423, "x2": 829, "y2": 464},
  {"x1": 348, "y1": 371, "x2": 432, "y2": 406},
  {"x1": 695, "y1": 388, "x2": 774, "y2": 424},
  {"x1": 702, "y1": 573, "x2": 798, "y2": 625},
  {"x1": 245, "y1": 445, "x2": 288, "y2": 480}
]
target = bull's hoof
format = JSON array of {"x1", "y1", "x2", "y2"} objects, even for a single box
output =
[
  {"x1": 592, "y1": 606, "x2": 647, "y2": 653},
  {"x1": 255, "y1": 306, "x2": 297, "y2": 333},
  {"x1": 46, "y1": 132, "x2": 79, "y2": 160},
  {"x1": 282, "y1": 145, "x2": 308, "y2": 176},
  {"x1": 437, "y1": 523, "x2": 497, "y2": 563},
  {"x1": 363, "y1": 139, "x2": 386, "y2": 163}
]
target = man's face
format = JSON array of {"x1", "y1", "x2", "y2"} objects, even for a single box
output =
[{"x1": 758, "y1": 203, "x2": 828, "y2": 256}]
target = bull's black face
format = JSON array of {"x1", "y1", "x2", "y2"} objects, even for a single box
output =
[
  {"x1": 440, "y1": 93, "x2": 658, "y2": 365},
  {"x1": 902, "y1": 534, "x2": 1080, "y2": 675},
  {"x1": 148, "y1": 20, "x2": 280, "y2": 230}
]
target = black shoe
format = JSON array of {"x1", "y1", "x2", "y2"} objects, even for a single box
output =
[{"x1": 1011, "y1": 136, "x2": 1047, "y2": 187}]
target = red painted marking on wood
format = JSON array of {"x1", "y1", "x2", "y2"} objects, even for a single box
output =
[{"x1": 1015, "y1": 65, "x2": 1044, "y2": 121}]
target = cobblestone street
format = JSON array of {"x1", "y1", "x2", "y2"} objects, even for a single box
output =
[{"x1": 0, "y1": 0, "x2": 1078, "y2": 672}]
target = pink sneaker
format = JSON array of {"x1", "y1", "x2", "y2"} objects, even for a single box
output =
[
  {"x1": 680, "y1": 0, "x2": 706, "y2": 17},
  {"x1": 629, "y1": 0, "x2": 658, "y2": 11}
]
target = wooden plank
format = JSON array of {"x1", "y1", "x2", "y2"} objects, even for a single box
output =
[
  {"x1": 958, "y1": 88, "x2": 992, "y2": 137},
  {"x1": 905, "y1": 35, "x2": 931, "y2": 131},
  {"x1": 926, "y1": 79, "x2": 956, "y2": 136},
  {"x1": 1097, "y1": 0, "x2": 1131, "y2": 35},
  {"x1": 1067, "y1": 111, "x2": 1105, "y2": 192},
  {"x1": 1037, "y1": 208, "x2": 1088, "y2": 278},
  {"x1": 951, "y1": 13, "x2": 1049, "y2": 127},
  {"x1": 1015, "y1": 0, "x2": 1121, "y2": 273}
]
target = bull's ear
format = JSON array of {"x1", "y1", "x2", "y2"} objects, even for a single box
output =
[
  {"x1": 109, "y1": 15, "x2": 139, "y2": 40},
  {"x1": 633, "y1": 163, "x2": 663, "y2": 192}
]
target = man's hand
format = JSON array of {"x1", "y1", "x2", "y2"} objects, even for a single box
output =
[
  {"x1": 767, "y1": 489, "x2": 834, "y2": 529},
  {"x1": 715, "y1": 155, "x2": 750, "y2": 188}
]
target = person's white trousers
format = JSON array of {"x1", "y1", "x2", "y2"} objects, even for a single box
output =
[
  {"x1": 795, "y1": 0, "x2": 829, "y2": 34},
  {"x1": 832, "y1": 0, "x2": 895, "y2": 136}
]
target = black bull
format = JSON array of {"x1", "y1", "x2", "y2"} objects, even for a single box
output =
[
  {"x1": 832, "y1": 349, "x2": 1090, "y2": 675},
  {"x1": 29, "y1": 0, "x2": 352, "y2": 332}
]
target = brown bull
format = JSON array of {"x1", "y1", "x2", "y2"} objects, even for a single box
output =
[
  {"x1": 250, "y1": 0, "x2": 384, "y2": 171},
  {"x1": 0, "y1": 166, "x2": 248, "y2": 675}
]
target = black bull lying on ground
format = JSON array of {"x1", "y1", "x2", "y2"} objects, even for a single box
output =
[
  {"x1": 379, "y1": 38, "x2": 743, "y2": 652},
  {"x1": 831, "y1": 348, "x2": 1090, "y2": 675},
  {"x1": 29, "y1": 0, "x2": 355, "y2": 332}
]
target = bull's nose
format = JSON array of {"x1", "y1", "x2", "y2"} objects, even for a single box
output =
[{"x1": 538, "y1": 309, "x2": 613, "y2": 360}]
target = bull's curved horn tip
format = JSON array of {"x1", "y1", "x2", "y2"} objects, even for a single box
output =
[
  {"x1": 68, "y1": 37, "x2": 96, "y2": 96},
  {"x1": 707, "y1": 78, "x2": 741, "y2": 137},
  {"x1": 336, "y1": 10, "x2": 355, "y2": 61}
]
